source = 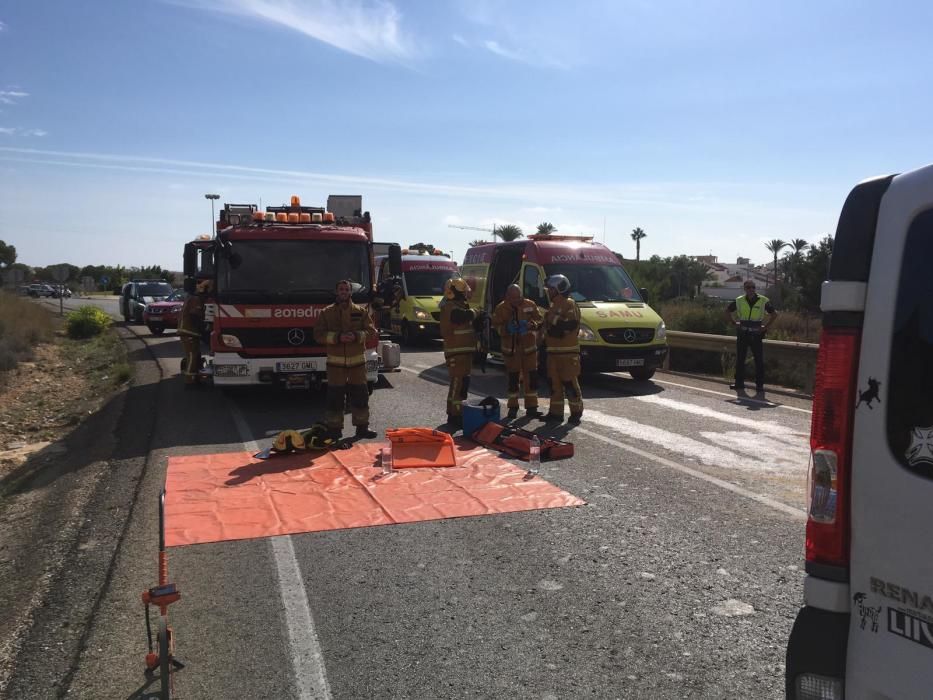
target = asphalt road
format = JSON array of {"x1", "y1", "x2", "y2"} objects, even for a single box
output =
[{"x1": 6, "y1": 298, "x2": 812, "y2": 699}]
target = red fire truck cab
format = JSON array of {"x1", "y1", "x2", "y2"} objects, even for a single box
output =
[{"x1": 183, "y1": 195, "x2": 402, "y2": 390}]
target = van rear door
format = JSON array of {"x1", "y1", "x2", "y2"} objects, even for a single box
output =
[{"x1": 848, "y1": 165, "x2": 933, "y2": 696}]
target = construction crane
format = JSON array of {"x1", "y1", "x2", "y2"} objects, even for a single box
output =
[{"x1": 448, "y1": 223, "x2": 498, "y2": 241}]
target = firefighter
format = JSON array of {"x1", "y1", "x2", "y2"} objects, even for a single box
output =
[
  {"x1": 543, "y1": 274, "x2": 583, "y2": 423},
  {"x1": 492, "y1": 283, "x2": 543, "y2": 418},
  {"x1": 313, "y1": 280, "x2": 378, "y2": 440},
  {"x1": 439, "y1": 277, "x2": 477, "y2": 427},
  {"x1": 178, "y1": 273, "x2": 212, "y2": 387}
]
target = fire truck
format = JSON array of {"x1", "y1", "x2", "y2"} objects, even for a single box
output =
[{"x1": 182, "y1": 195, "x2": 402, "y2": 390}]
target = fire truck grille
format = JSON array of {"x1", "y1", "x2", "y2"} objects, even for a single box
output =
[
  {"x1": 598, "y1": 328, "x2": 655, "y2": 345},
  {"x1": 231, "y1": 326, "x2": 319, "y2": 349}
]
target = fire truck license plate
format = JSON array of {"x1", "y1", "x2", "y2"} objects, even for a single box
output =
[
  {"x1": 616, "y1": 358, "x2": 645, "y2": 368},
  {"x1": 277, "y1": 360, "x2": 317, "y2": 373}
]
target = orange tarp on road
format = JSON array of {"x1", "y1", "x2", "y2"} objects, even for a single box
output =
[{"x1": 164, "y1": 440, "x2": 585, "y2": 547}]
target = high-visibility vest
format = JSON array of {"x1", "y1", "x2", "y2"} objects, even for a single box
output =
[{"x1": 735, "y1": 294, "x2": 770, "y2": 326}]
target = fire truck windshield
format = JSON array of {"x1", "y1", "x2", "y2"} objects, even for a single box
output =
[
  {"x1": 217, "y1": 240, "x2": 371, "y2": 302},
  {"x1": 543, "y1": 263, "x2": 643, "y2": 304}
]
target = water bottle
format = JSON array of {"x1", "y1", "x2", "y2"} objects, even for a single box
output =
[
  {"x1": 529, "y1": 435, "x2": 541, "y2": 475},
  {"x1": 381, "y1": 446, "x2": 394, "y2": 475}
]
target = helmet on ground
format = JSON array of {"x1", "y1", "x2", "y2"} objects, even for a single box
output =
[
  {"x1": 545, "y1": 274, "x2": 571, "y2": 296},
  {"x1": 301, "y1": 423, "x2": 337, "y2": 450},
  {"x1": 272, "y1": 430, "x2": 306, "y2": 453},
  {"x1": 444, "y1": 277, "x2": 471, "y2": 300}
]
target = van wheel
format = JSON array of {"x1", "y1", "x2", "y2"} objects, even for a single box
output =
[{"x1": 629, "y1": 367, "x2": 656, "y2": 381}]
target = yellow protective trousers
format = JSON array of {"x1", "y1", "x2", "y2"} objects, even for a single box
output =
[
  {"x1": 326, "y1": 364, "x2": 369, "y2": 431},
  {"x1": 504, "y1": 348, "x2": 539, "y2": 410},
  {"x1": 546, "y1": 353, "x2": 583, "y2": 417},
  {"x1": 445, "y1": 353, "x2": 473, "y2": 418},
  {"x1": 179, "y1": 334, "x2": 201, "y2": 385}
]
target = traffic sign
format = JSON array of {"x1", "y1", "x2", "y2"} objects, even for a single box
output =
[
  {"x1": 51, "y1": 265, "x2": 70, "y2": 282},
  {"x1": 100, "y1": 275, "x2": 110, "y2": 286}
]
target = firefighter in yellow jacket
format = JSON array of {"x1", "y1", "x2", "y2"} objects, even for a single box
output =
[
  {"x1": 439, "y1": 278, "x2": 477, "y2": 427},
  {"x1": 178, "y1": 274, "x2": 211, "y2": 387},
  {"x1": 493, "y1": 284, "x2": 543, "y2": 418},
  {"x1": 543, "y1": 274, "x2": 583, "y2": 423},
  {"x1": 313, "y1": 280, "x2": 378, "y2": 439}
]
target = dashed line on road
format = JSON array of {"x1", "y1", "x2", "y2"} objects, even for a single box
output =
[
  {"x1": 400, "y1": 365, "x2": 808, "y2": 521},
  {"x1": 229, "y1": 403, "x2": 333, "y2": 700}
]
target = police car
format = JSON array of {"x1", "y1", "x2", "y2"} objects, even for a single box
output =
[{"x1": 786, "y1": 164, "x2": 933, "y2": 698}]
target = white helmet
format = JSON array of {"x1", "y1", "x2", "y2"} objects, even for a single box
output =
[{"x1": 545, "y1": 274, "x2": 571, "y2": 296}]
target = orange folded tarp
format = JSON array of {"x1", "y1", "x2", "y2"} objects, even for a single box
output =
[{"x1": 164, "y1": 440, "x2": 584, "y2": 547}]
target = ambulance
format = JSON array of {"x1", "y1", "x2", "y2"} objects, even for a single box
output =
[
  {"x1": 461, "y1": 234, "x2": 668, "y2": 379},
  {"x1": 785, "y1": 164, "x2": 933, "y2": 698},
  {"x1": 375, "y1": 244, "x2": 460, "y2": 344}
]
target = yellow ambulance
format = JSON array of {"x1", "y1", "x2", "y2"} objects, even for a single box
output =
[
  {"x1": 461, "y1": 234, "x2": 668, "y2": 379},
  {"x1": 375, "y1": 246, "x2": 460, "y2": 344}
]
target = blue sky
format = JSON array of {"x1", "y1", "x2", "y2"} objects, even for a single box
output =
[{"x1": 1, "y1": 0, "x2": 931, "y2": 270}]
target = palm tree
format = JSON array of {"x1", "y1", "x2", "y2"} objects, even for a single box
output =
[
  {"x1": 631, "y1": 227, "x2": 646, "y2": 261},
  {"x1": 468, "y1": 239, "x2": 488, "y2": 247},
  {"x1": 536, "y1": 222, "x2": 556, "y2": 236},
  {"x1": 765, "y1": 239, "x2": 789, "y2": 286},
  {"x1": 786, "y1": 238, "x2": 809, "y2": 285},
  {"x1": 496, "y1": 224, "x2": 523, "y2": 242}
]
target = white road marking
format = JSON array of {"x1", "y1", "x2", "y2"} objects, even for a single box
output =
[
  {"x1": 400, "y1": 365, "x2": 807, "y2": 517},
  {"x1": 574, "y1": 426, "x2": 807, "y2": 520},
  {"x1": 652, "y1": 377, "x2": 812, "y2": 415},
  {"x1": 633, "y1": 394, "x2": 807, "y2": 435},
  {"x1": 229, "y1": 403, "x2": 332, "y2": 700}
]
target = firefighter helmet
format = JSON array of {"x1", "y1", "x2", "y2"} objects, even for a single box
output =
[
  {"x1": 272, "y1": 430, "x2": 306, "y2": 454},
  {"x1": 545, "y1": 274, "x2": 571, "y2": 296},
  {"x1": 444, "y1": 277, "x2": 471, "y2": 300}
]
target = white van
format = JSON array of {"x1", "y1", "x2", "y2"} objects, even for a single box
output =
[{"x1": 786, "y1": 165, "x2": 933, "y2": 698}]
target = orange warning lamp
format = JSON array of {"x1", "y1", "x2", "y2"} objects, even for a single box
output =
[
  {"x1": 275, "y1": 212, "x2": 288, "y2": 223},
  {"x1": 287, "y1": 212, "x2": 299, "y2": 223},
  {"x1": 290, "y1": 195, "x2": 301, "y2": 206},
  {"x1": 252, "y1": 211, "x2": 264, "y2": 221},
  {"x1": 324, "y1": 212, "x2": 335, "y2": 223},
  {"x1": 299, "y1": 213, "x2": 311, "y2": 223}
]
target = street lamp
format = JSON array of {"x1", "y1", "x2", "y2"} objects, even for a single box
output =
[{"x1": 204, "y1": 193, "x2": 220, "y2": 237}]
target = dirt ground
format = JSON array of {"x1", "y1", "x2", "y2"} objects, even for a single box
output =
[{"x1": 0, "y1": 334, "x2": 124, "y2": 483}]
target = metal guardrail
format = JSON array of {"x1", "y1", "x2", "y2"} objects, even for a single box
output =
[{"x1": 665, "y1": 330, "x2": 819, "y2": 391}]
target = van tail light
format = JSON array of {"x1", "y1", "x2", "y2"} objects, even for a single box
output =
[
  {"x1": 366, "y1": 333, "x2": 379, "y2": 349},
  {"x1": 806, "y1": 327, "x2": 861, "y2": 568}
]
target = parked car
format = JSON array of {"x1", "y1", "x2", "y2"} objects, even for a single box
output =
[
  {"x1": 785, "y1": 164, "x2": 933, "y2": 698},
  {"x1": 143, "y1": 289, "x2": 187, "y2": 335},
  {"x1": 27, "y1": 283, "x2": 55, "y2": 297},
  {"x1": 51, "y1": 285, "x2": 72, "y2": 298},
  {"x1": 120, "y1": 279, "x2": 174, "y2": 323}
]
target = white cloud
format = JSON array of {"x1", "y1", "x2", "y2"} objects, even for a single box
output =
[
  {"x1": 0, "y1": 90, "x2": 28, "y2": 105},
  {"x1": 177, "y1": 0, "x2": 417, "y2": 64},
  {"x1": 482, "y1": 39, "x2": 569, "y2": 70},
  {"x1": 451, "y1": 33, "x2": 469, "y2": 47},
  {"x1": 22, "y1": 129, "x2": 47, "y2": 137},
  {"x1": 0, "y1": 128, "x2": 46, "y2": 137},
  {"x1": 0, "y1": 127, "x2": 15, "y2": 135},
  {"x1": 0, "y1": 20, "x2": 6, "y2": 31}
]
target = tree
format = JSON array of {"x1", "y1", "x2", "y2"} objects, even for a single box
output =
[
  {"x1": 0, "y1": 240, "x2": 16, "y2": 268},
  {"x1": 630, "y1": 227, "x2": 646, "y2": 262},
  {"x1": 783, "y1": 238, "x2": 809, "y2": 286},
  {"x1": 765, "y1": 239, "x2": 789, "y2": 285},
  {"x1": 536, "y1": 222, "x2": 556, "y2": 236},
  {"x1": 796, "y1": 236, "x2": 833, "y2": 310},
  {"x1": 495, "y1": 224, "x2": 523, "y2": 242},
  {"x1": 468, "y1": 239, "x2": 488, "y2": 247}
]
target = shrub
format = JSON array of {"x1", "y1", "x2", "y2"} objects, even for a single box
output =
[{"x1": 66, "y1": 306, "x2": 112, "y2": 339}]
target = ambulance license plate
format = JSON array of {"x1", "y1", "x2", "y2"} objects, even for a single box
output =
[
  {"x1": 277, "y1": 360, "x2": 317, "y2": 373},
  {"x1": 616, "y1": 358, "x2": 645, "y2": 367}
]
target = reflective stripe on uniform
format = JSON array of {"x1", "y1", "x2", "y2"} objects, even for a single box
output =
[
  {"x1": 444, "y1": 347, "x2": 475, "y2": 357},
  {"x1": 453, "y1": 328, "x2": 473, "y2": 335},
  {"x1": 326, "y1": 354, "x2": 366, "y2": 366},
  {"x1": 547, "y1": 345, "x2": 580, "y2": 354},
  {"x1": 326, "y1": 331, "x2": 338, "y2": 344}
]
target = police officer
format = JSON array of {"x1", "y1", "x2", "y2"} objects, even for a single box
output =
[
  {"x1": 439, "y1": 277, "x2": 477, "y2": 427},
  {"x1": 493, "y1": 283, "x2": 543, "y2": 418},
  {"x1": 725, "y1": 279, "x2": 777, "y2": 394},
  {"x1": 313, "y1": 279, "x2": 378, "y2": 439},
  {"x1": 178, "y1": 273, "x2": 212, "y2": 387},
  {"x1": 543, "y1": 274, "x2": 583, "y2": 423}
]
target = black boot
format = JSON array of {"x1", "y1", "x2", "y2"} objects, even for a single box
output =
[
  {"x1": 506, "y1": 406, "x2": 519, "y2": 420},
  {"x1": 447, "y1": 415, "x2": 463, "y2": 429},
  {"x1": 568, "y1": 413, "x2": 582, "y2": 425},
  {"x1": 355, "y1": 424, "x2": 378, "y2": 439},
  {"x1": 526, "y1": 408, "x2": 542, "y2": 418}
]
